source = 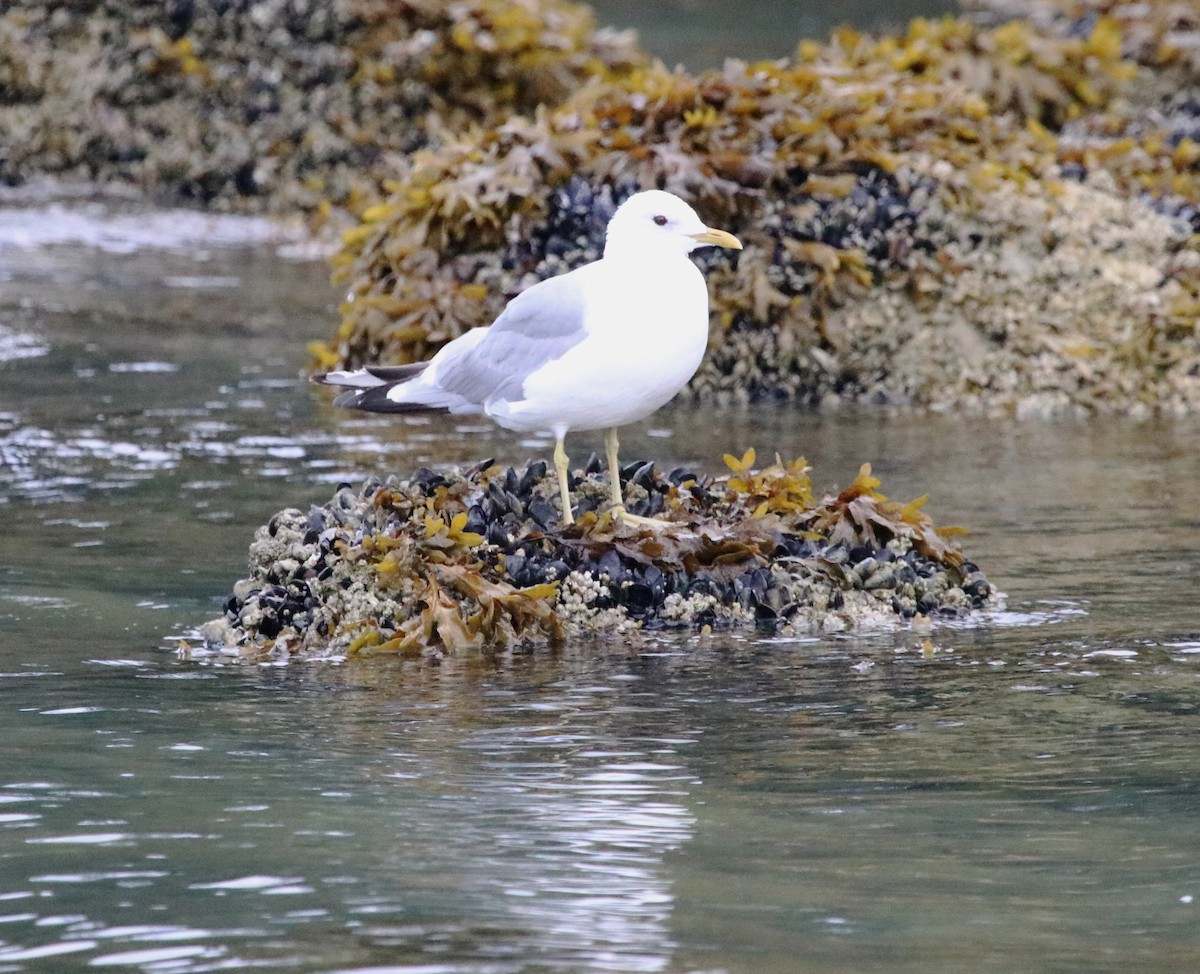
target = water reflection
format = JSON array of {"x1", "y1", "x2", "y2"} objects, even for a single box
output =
[
  {"x1": 0, "y1": 656, "x2": 708, "y2": 972},
  {"x1": 2, "y1": 594, "x2": 1200, "y2": 971},
  {"x1": 0, "y1": 326, "x2": 49, "y2": 365}
]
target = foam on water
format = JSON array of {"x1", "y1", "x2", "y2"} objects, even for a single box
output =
[{"x1": 0, "y1": 200, "x2": 304, "y2": 254}]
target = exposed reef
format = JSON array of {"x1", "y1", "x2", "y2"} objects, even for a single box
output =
[
  {"x1": 0, "y1": 0, "x2": 641, "y2": 214},
  {"x1": 321, "y1": 2, "x2": 1200, "y2": 416},
  {"x1": 193, "y1": 452, "x2": 998, "y2": 661}
]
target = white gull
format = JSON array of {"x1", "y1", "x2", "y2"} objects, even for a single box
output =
[{"x1": 316, "y1": 189, "x2": 742, "y2": 525}]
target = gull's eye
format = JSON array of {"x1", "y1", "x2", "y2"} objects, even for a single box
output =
[{"x1": 652, "y1": 214, "x2": 668, "y2": 226}]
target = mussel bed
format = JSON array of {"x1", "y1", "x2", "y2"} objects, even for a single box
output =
[{"x1": 195, "y1": 453, "x2": 998, "y2": 660}]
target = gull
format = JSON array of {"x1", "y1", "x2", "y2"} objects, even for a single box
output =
[{"x1": 315, "y1": 189, "x2": 742, "y2": 526}]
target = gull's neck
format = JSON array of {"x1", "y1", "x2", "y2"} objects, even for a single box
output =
[{"x1": 603, "y1": 233, "x2": 693, "y2": 264}]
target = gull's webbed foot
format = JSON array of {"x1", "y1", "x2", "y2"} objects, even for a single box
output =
[{"x1": 608, "y1": 505, "x2": 672, "y2": 531}]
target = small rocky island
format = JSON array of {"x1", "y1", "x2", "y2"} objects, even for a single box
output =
[{"x1": 195, "y1": 452, "x2": 996, "y2": 660}]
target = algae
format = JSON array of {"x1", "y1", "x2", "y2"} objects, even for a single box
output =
[
  {"x1": 5, "y1": 1, "x2": 1199, "y2": 414},
  {"x1": 194, "y1": 451, "x2": 998, "y2": 661},
  {"x1": 0, "y1": 0, "x2": 642, "y2": 214},
  {"x1": 321, "y1": 3, "x2": 1200, "y2": 415}
]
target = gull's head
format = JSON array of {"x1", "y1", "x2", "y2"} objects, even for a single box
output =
[{"x1": 603, "y1": 190, "x2": 743, "y2": 260}]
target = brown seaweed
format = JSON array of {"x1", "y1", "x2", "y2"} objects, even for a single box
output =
[
  {"x1": 318, "y1": 7, "x2": 1200, "y2": 415},
  {"x1": 195, "y1": 451, "x2": 994, "y2": 661}
]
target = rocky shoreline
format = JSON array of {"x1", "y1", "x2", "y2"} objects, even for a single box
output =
[
  {"x1": 192, "y1": 452, "x2": 998, "y2": 660},
  {"x1": 0, "y1": 0, "x2": 640, "y2": 216},
  {"x1": 6, "y1": 1, "x2": 1186, "y2": 655},
  {"x1": 4, "y1": 2, "x2": 1200, "y2": 414}
]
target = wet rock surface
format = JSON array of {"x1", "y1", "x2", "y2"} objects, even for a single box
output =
[
  {"x1": 194, "y1": 452, "x2": 999, "y2": 660},
  {"x1": 7, "y1": 1, "x2": 1199, "y2": 415}
]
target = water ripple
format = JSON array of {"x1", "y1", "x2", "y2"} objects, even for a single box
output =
[
  {"x1": 0, "y1": 202, "x2": 303, "y2": 254},
  {"x1": 0, "y1": 324, "x2": 49, "y2": 364}
]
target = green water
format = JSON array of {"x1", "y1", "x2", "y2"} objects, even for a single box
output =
[
  {"x1": 6, "y1": 8, "x2": 1199, "y2": 971},
  {"x1": 590, "y1": 0, "x2": 960, "y2": 67}
]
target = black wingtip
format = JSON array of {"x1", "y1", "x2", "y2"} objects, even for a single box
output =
[{"x1": 332, "y1": 383, "x2": 449, "y2": 415}]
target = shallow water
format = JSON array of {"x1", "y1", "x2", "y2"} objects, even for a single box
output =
[
  {"x1": 4, "y1": 183, "x2": 1200, "y2": 974},
  {"x1": 590, "y1": 0, "x2": 960, "y2": 68}
]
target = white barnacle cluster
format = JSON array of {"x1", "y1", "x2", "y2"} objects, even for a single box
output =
[
  {"x1": 557, "y1": 570, "x2": 636, "y2": 633},
  {"x1": 659, "y1": 591, "x2": 751, "y2": 626}
]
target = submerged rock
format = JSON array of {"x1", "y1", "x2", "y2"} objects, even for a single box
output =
[{"x1": 192, "y1": 452, "x2": 1000, "y2": 661}]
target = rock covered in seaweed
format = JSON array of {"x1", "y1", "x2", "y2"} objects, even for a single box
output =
[
  {"x1": 0, "y1": 0, "x2": 642, "y2": 212},
  {"x1": 320, "y1": 5, "x2": 1200, "y2": 416},
  {"x1": 194, "y1": 452, "x2": 999, "y2": 661}
]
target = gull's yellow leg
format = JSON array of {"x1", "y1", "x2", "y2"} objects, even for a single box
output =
[
  {"x1": 553, "y1": 436, "x2": 574, "y2": 525},
  {"x1": 604, "y1": 426, "x2": 667, "y2": 529},
  {"x1": 603, "y1": 427, "x2": 624, "y2": 509}
]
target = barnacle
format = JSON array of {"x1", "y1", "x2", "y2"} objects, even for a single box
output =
[
  {"x1": 0, "y1": 0, "x2": 644, "y2": 212},
  {"x1": 7, "y1": 0, "x2": 1200, "y2": 415}
]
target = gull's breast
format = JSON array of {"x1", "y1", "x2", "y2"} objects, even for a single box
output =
[{"x1": 492, "y1": 257, "x2": 711, "y2": 433}]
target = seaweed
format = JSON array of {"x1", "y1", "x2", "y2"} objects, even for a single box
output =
[
  {"x1": 8, "y1": 1, "x2": 1200, "y2": 413},
  {"x1": 195, "y1": 450, "x2": 995, "y2": 661},
  {"x1": 317, "y1": 8, "x2": 1200, "y2": 416},
  {"x1": 0, "y1": 0, "x2": 643, "y2": 211}
]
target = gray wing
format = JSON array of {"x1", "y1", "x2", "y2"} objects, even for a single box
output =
[{"x1": 432, "y1": 271, "x2": 590, "y2": 405}]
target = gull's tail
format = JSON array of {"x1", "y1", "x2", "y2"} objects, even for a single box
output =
[
  {"x1": 313, "y1": 363, "x2": 478, "y2": 415},
  {"x1": 313, "y1": 363, "x2": 434, "y2": 412}
]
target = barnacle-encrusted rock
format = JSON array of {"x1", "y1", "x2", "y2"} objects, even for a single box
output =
[
  {"x1": 0, "y1": 0, "x2": 642, "y2": 212},
  {"x1": 192, "y1": 450, "x2": 999, "y2": 661},
  {"x1": 321, "y1": 4, "x2": 1200, "y2": 415}
]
